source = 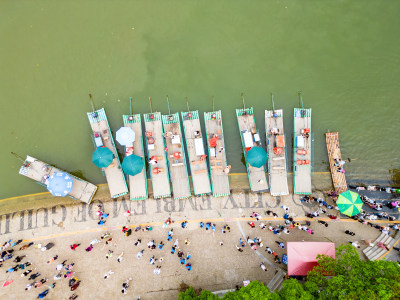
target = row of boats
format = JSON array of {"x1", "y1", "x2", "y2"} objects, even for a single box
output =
[{"x1": 16, "y1": 93, "x2": 314, "y2": 204}]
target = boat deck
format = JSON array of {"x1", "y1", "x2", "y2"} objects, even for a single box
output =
[
  {"x1": 325, "y1": 132, "x2": 347, "y2": 194},
  {"x1": 236, "y1": 108, "x2": 269, "y2": 193},
  {"x1": 143, "y1": 112, "x2": 171, "y2": 199},
  {"x1": 123, "y1": 114, "x2": 148, "y2": 200},
  {"x1": 265, "y1": 109, "x2": 289, "y2": 196},
  {"x1": 293, "y1": 108, "x2": 312, "y2": 195},
  {"x1": 87, "y1": 108, "x2": 128, "y2": 198},
  {"x1": 19, "y1": 156, "x2": 97, "y2": 204},
  {"x1": 181, "y1": 111, "x2": 211, "y2": 196},
  {"x1": 162, "y1": 113, "x2": 191, "y2": 199},
  {"x1": 204, "y1": 110, "x2": 230, "y2": 197}
]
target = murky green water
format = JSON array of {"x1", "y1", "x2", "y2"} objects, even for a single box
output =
[{"x1": 1, "y1": 0, "x2": 400, "y2": 199}]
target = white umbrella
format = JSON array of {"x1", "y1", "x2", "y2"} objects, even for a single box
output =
[{"x1": 116, "y1": 127, "x2": 135, "y2": 147}]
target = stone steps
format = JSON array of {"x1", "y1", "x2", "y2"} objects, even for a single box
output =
[
  {"x1": 267, "y1": 269, "x2": 286, "y2": 292},
  {"x1": 363, "y1": 232, "x2": 396, "y2": 261}
]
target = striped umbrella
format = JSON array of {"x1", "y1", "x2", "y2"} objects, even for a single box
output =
[{"x1": 336, "y1": 190, "x2": 363, "y2": 217}]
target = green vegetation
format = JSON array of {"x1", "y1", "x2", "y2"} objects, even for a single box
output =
[{"x1": 178, "y1": 245, "x2": 400, "y2": 300}]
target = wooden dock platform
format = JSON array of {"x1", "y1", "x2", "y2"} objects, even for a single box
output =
[
  {"x1": 325, "y1": 132, "x2": 347, "y2": 194},
  {"x1": 143, "y1": 112, "x2": 171, "y2": 199},
  {"x1": 19, "y1": 155, "x2": 97, "y2": 204},
  {"x1": 293, "y1": 108, "x2": 312, "y2": 195},
  {"x1": 87, "y1": 108, "x2": 128, "y2": 198},
  {"x1": 161, "y1": 113, "x2": 191, "y2": 199},
  {"x1": 181, "y1": 110, "x2": 211, "y2": 196},
  {"x1": 123, "y1": 114, "x2": 148, "y2": 201},
  {"x1": 236, "y1": 108, "x2": 269, "y2": 193},
  {"x1": 204, "y1": 110, "x2": 230, "y2": 197},
  {"x1": 265, "y1": 109, "x2": 289, "y2": 196}
]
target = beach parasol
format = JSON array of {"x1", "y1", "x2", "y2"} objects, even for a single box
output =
[
  {"x1": 46, "y1": 172, "x2": 73, "y2": 197},
  {"x1": 116, "y1": 127, "x2": 135, "y2": 147},
  {"x1": 246, "y1": 146, "x2": 268, "y2": 168},
  {"x1": 336, "y1": 190, "x2": 363, "y2": 217},
  {"x1": 92, "y1": 147, "x2": 113, "y2": 168},
  {"x1": 122, "y1": 154, "x2": 144, "y2": 176}
]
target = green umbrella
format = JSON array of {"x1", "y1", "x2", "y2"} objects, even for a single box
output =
[
  {"x1": 122, "y1": 154, "x2": 144, "y2": 176},
  {"x1": 246, "y1": 146, "x2": 268, "y2": 168},
  {"x1": 336, "y1": 190, "x2": 363, "y2": 217},
  {"x1": 92, "y1": 147, "x2": 113, "y2": 168}
]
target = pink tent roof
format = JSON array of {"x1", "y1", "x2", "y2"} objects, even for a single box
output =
[{"x1": 287, "y1": 242, "x2": 335, "y2": 276}]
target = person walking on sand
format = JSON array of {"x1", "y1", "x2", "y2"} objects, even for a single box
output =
[
  {"x1": 137, "y1": 249, "x2": 144, "y2": 259},
  {"x1": 70, "y1": 244, "x2": 80, "y2": 250},
  {"x1": 106, "y1": 250, "x2": 113, "y2": 259},
  {"x1": 104, "y1": 270, "x2": 114, "y2": 279},
  {"x1": 47, "y1": 255, "x2": 58, "y2": 264},
  {"x1": 260, "y1": 262, "x2": 267, "y2": 271},
  {"x1": 117, "y1": 252, "x2": 124, "y2": 263}
]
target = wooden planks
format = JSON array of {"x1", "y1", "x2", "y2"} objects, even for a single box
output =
[
  {"x1": 143, "y1": 112, "x2": 171, "y2": 199},
  {"x1": 204, "y1": 110, "x2": 230, "y2": 197},
  {"x1": 123, "y1": 114, "x2": 148, "y2": 201},
  {"x1": 265, "y1": 109, "x2": 289, "y2": 196},
  {"x1": 236, "y1": 108, "x2": 269, "y2": 193},
  {"x1": 325, "y1": 132, "x2": 347, "y2": 194},
  {"x1": 293, "y1": 108, "x2": 312, "y2": 195},
  {"x1": 87, "y1": 108, "x2": 128, "y2": 198},
  {"x1": 181, "y1": 111, "x2": 211, "y2": 196}
]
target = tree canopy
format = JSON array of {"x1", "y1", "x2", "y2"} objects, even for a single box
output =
[
  {"x1": 178, "y1": 244, "x2": 400, "y2": 300},
  {"x1": 306, "y1": 244, "x2": 400, "y2": 299}
]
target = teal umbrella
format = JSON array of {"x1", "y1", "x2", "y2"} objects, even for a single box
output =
[
  {"x1": 336, "y1": 190, "x2": 363, "y2": 217},
  {"x1": 247, "y1": 146, "x2": 268, "y2": 168},
  {"x1": 122, "y1": 154, "x2": 144, "y2": 176},
  {"x1": 92, "y1": 147, "x2": 113, "y2": 168}
]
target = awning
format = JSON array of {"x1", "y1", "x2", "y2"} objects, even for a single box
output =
[{"x1": 287, "y1": 242, "x2": 335, "y2": 276}]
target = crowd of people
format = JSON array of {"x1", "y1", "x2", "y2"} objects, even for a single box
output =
[{"x1": 1, "y1": 191, "x2": 398, "y2": 299}]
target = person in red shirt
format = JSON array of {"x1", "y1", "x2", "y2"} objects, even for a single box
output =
[{"x1": 70, "y1": 244, "x2": 80, "y2": 251}]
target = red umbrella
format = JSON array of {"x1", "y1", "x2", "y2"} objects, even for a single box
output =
[
  {"x1": 173, "y1": 152, "x2": 181, "y2": 159},
  {"x1": 153, "y1": 167, "x2": 161, "y2": 174}
]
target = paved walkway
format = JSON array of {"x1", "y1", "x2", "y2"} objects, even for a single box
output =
[{"x1": 0, "y1": 187, "x2": 398, "y2": 299}]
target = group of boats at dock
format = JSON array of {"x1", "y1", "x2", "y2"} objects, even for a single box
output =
[{"x1": 14, "y1": 92, "x2": 348, "y2": 204}]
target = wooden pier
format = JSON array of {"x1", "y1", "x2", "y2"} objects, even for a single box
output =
[
  {"x1": 325, "y1": 132, "x2": 347, "y2": 194},
  {"x1": 18, "y1": 155, "x2": 97, "y2": 204},
  {"x1": 122, "y1": 114, "x2": 148, "y2": 200},
  {"x1": 236, "y1": 107, "x2": 269, "y2": 193},
  {"x1": 181, "y1": 110, "x2": 212, "y2": 196},
  {"x1": 87, "y1": 108, "x2": 128, "y2": 198},
  {"x1": 204, "y1": 110, "x2": 230, "y2": 197},
  {"x1": 161, "y1": 113, "x2": 191, "y2": 199},
  {"x1": 143, "y1": 112, "x2": 171, "y2": 199},
  {"x1": 293, "y1": 108, "x2": 312, "y2": 195},
  {"x1": 265, "y1": 109, "x2": 289, "y2": 196}
]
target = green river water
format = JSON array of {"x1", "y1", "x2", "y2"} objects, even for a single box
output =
[{"x1": 1, "y1": 0, "x2": 399, "y2": 199}]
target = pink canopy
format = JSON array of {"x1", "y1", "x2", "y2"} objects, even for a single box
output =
[{"x1": 287, "y1": 242, "x2": 335, "y2": 276}]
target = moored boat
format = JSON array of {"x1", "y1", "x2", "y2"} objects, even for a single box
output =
[
  {"x1": 293, "y1": 92, "x2": 312, "y2": 195},
  {"x1": 236, "y1": 94, "x2": 269, "y2": 193},
  {"x1": 265, "y1": 94, "x2": 289, "y2": 196}
]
